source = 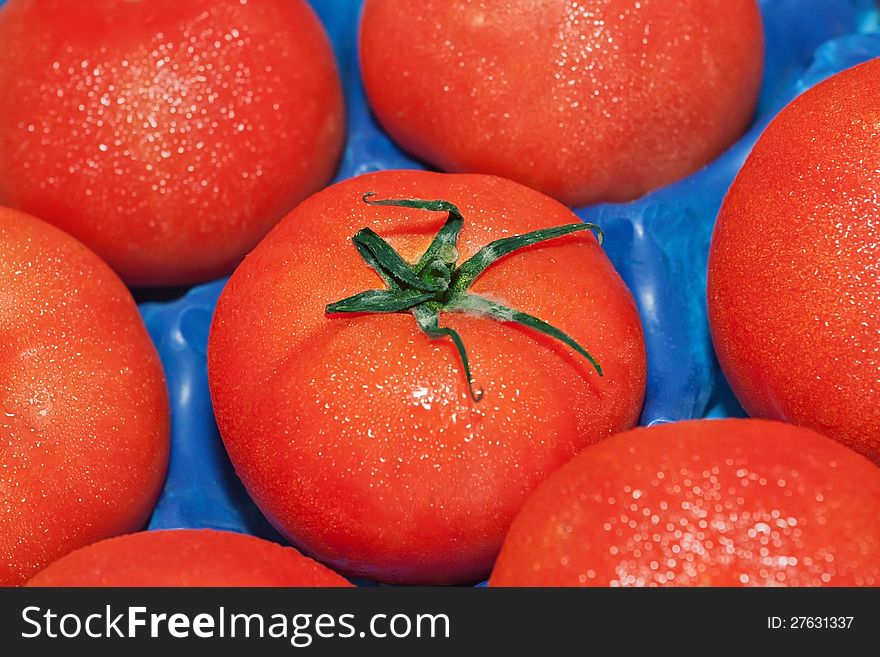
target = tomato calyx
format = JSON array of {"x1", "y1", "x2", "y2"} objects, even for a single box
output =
[{"x1": 326, "y1": 193, "x2": 604, "y2": 401}]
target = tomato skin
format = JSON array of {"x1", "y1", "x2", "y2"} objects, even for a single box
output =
[
  {"x1": 359, "y1": 0, "x2": 763, "y2": 207},
  {"x1": 490, "y1": 419, "x2": 880, "y2": 587},
  {"x1": 208, "y1": 170, "x2": 646, "y2": 584},
  {"x1": 26, "y1": 529, "x2": 351, "y2": 587},
  {"x1": 707, "y1": 58, "x2": 880, "y2": 463},
  {"x1": 0, "y1": 207, "x2": 169, "y2": 586},
  {"x1": 0, "y1": 0, "x2": 344, "y2": 286}
]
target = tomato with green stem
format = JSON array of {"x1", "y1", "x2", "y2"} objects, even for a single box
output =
[{"x1": 208, "y1": 170, "x2": 646, "y2": 584}]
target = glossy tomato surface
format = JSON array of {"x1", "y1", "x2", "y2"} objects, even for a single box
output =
[
  {"x1": 708, "y1": 57, "x2": 880, "y2": 463},
  {"x1": 26, "y1": 529, "x2": 351, "y2": 587},
  {"x1": 491, "y1": 419, "x2": 880, "y2": 587},
  {"x1": 0, "y1": 207, "x2": 169, "y2": 586},
  {"x1": 0, "y1": 0, "x2": 344, "y2": 286},
  {"x1": 359, "y1": 0, "x2": 763, "y2": 206},
  {"x1": 208, "y1": 170, "x2": 646, "y2": 584}
]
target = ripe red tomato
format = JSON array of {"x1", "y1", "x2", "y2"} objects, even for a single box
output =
[
  {"x1": 359, "y1": 0, "x2": 763, "y2": 207},
  {"x1": 208, "y1": 170, "x2": 646, "y2": 584},
  {"x1": 26, "y1": 529, "x2": 351, "y2": 587},
  {"x1": 0, "y1": 207, "x2": 169, "y2": 586},
  {"x1": 708, "y1": 58, "x2": 880, "y2": 463},
  {"x1": 0, "y1": 0, "x2": 344, "y2": 286},
  {"x1": 490, "y1": 419, "x2": 880, "y2": 587}
]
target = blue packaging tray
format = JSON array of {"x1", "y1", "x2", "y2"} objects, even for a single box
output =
[{"x1": 105, "y1": 1, "x2": 880, "y2": 571}]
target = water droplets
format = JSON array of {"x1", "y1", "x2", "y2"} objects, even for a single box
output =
[{"x1": 0, "y1": 0, "x2": 343, "y2": 281}]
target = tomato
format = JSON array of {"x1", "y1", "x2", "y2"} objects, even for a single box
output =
[
  {"x1": 26, "y1": 529, "x2": 351, "y2": 587},
  {"x1": 707, "y1": 58, "x2": 880, "y2": 463},
  {"x1": 0, "y1": 207, "x2": 169, "y2": 586},
  {"x1": 0, "y1": 0, "x2": 344, "y2": 286},
  {"x1": 208, "y1": 169, "x2": 646, "y2": 584},
  {"x1": 490, "y1": 419, "x2": 880, "y2": 587},
  {"x1": 359, "y1": 0, "x2": 763, "y2": 207}
]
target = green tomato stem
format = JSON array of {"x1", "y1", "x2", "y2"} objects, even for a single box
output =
[{"x1": 325, "y1": 194, "x2": 604, "y2": 402}]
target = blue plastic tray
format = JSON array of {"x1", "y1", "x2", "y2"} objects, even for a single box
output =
[{"x1": 51, "y1": 0, "x2": 879, "y2": 572}]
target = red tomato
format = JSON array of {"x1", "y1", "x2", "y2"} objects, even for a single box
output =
[
  {"x1": 0, "y1": 207, "x2": 169, "y2": 586},
  {"x1": 0, "y1": 0, "x2": 344, "y2": 286},
  {"x1": 708, "y1": 58, "x2": 880, "y2": 463},
  {"x1": 26, "y1": 529, "x2": 351, "y2": 587},
  {"x1": 359, "y1": 0, "x2": 763, "y2": 206},
  {"x1": 490, "y1": 419, "x2": 880, "y2": 587},
  {"x1": 208, "y1": 170, "x2": 646, "y2": 584}
]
